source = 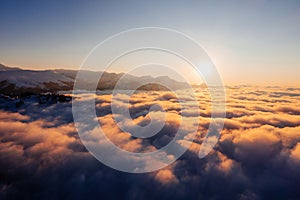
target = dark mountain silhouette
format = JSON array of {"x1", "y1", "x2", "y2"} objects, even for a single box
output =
[{"x1": 0, "y1": 64, "x2": 189, "y2": 95}]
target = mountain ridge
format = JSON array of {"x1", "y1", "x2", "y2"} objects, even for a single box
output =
[{"x1": 0, "y1": 64, "x2": 189, "y2": 95}]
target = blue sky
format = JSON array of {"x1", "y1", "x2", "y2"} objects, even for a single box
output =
[{"x1": 0, "y1": 0, "x2": 299, "y2": 85}]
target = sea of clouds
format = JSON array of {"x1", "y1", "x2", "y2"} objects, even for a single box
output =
[{"x1": 1, "y1": 85, "x2": 300, "y2": 199}]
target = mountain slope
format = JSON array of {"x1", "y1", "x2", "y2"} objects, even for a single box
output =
[
  {"x1": 0, "y1": 64, "x2": 189, "y2": 95},
  {"x1": 0, "y1": 63, "x2": 21, "y2": 71}
]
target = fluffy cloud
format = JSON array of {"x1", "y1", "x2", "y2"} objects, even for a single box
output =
[{"x1": 1, "y1": 85, "x2": 300, "y2": 199}]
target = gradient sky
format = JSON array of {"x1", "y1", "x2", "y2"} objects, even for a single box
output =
[{"x1": 0, "y1": 0, "x2": 300, "y2": 85}]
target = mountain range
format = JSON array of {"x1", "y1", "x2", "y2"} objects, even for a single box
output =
[{"x1": 0, "y1": 64, "x2": 189, "y2": 95}]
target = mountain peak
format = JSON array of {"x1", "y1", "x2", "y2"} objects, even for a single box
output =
[
  {"x1": 0, "y1": 64, "x2": 189, "y2": 95},
  {"x1": 0, "y1": 64, "x2": 21, "y2": 71}
]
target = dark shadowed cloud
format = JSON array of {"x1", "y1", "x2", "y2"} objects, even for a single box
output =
[{"x1": 1, "y1": 86, "x2": 300, "y2": 199}]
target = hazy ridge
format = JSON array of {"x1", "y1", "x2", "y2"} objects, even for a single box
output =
[{"x1": 0, "y1": 64, "x2": 189, "y2": 95}]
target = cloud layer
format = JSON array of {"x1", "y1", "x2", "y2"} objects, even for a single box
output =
[{"x1": 1, "y1": 86, "x2": 300, "y2": 199}]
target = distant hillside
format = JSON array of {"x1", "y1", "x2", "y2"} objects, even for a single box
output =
[
  {"x1": 0, "y1": 64, "x2": 189, "y2": 95},
  {"x1": 0, "y1": 63, "x2": 21, "y2": 71}
]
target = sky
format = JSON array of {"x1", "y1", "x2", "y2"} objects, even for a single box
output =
[{"x1": 0, "y1": 0, "x2": 300, "y2": 85}]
